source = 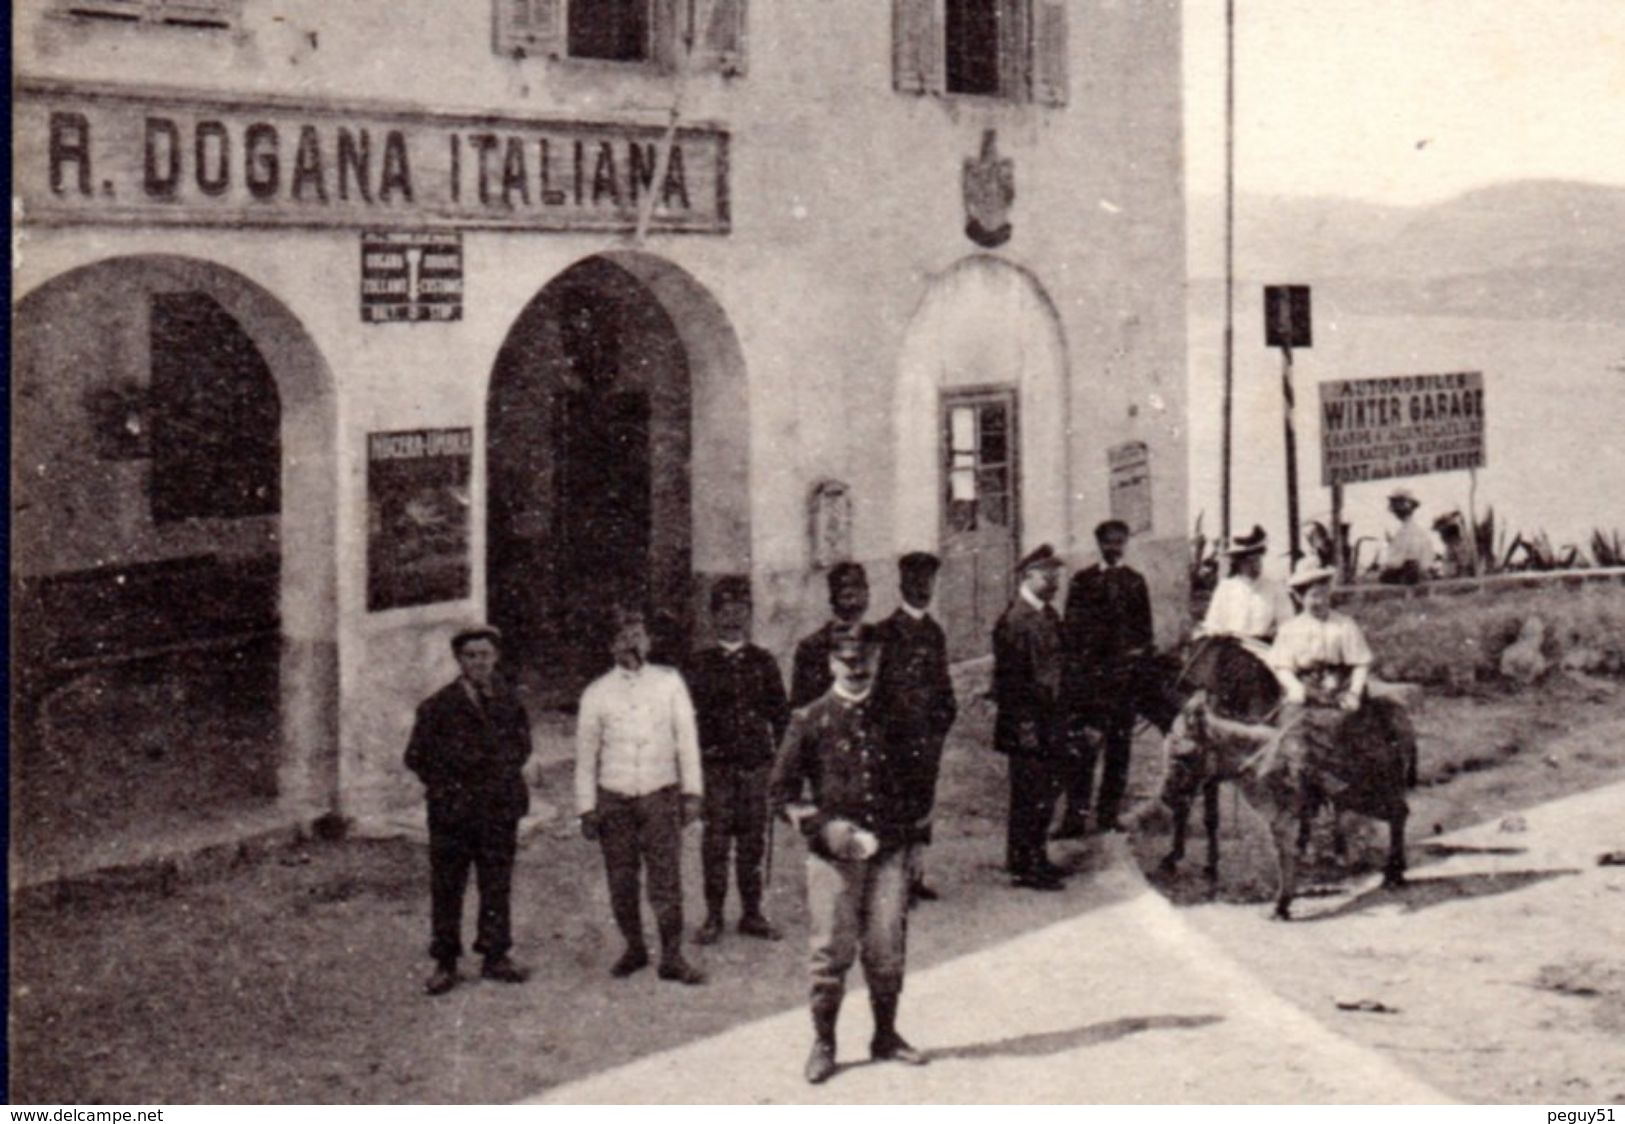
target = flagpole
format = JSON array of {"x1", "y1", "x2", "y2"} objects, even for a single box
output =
[{"x1": 1220, "y1": 0, "x2": 1236, "y2": 548}]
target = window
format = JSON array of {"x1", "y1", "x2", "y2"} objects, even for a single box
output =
[
  {"x1": 895, "y1": 0, "x2": 1068, "y2": 105},
  {"x1": 50, "y1": 0, "x2": 240, "y2": 31},
  {"x1": 495, "y1": 0, "x2": 747, "y2": 74}
]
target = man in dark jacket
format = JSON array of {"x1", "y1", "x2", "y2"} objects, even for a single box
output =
[
  {"x1": 685, "y1": 576, "x2": 792, "y2": 944},
  {"x1": 772, "y1": 623, "x2": 930, "y2": 1085},
  {"x1": 789, "y1": 561, "x2": 869, "y2": 709},
  {"x1": 1057, "y1": 519, "x2": 1154, "y2": 837},
  {"x1": 404, "y1": 625, "x2": 534, "y2": 996},
  {"x1": 874, "y1": 551, "x2": 957, "y2": 904},
  {"x1": 992, "y1": 544, "x2": 1070, "y2": 891}
]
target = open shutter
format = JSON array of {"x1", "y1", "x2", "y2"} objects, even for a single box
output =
[
  {"x1": 494, "y1": 0, "x2": 565, "y2": 58},
  {"x1": 692, "y1": 0, "x2": 747, "y2": 76},
  {"x1": 893, "y1": 0, "x2": 945, "y2": 95},
  {"x1": 1031, "y1": 0, "x2": 1069, "y2": 106}
]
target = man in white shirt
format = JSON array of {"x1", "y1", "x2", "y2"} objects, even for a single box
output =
[
  {"x1": 1197, "y1": 525, "x2": 1296, "y2": 655},
  {"x1": 1379, "y1": 488, "x2": 1435, "y2": 585},
  {"x1": 576, "y1": 607, "x2": 706, "y2": 984}
]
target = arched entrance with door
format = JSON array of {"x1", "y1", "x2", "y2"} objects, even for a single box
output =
[
  {"x1": 11, "y1": 256, "x2": 340, "y2": 875},
  {"x1": 893, "y1": 255, "x2": 1071, "y2": 659},
  {"x1": 487, "y1": 252, "x2": 750, "y2": 708}
]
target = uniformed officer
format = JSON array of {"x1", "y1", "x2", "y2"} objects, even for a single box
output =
[
  {"x1": 992, "y1": 544, "x2": 1070, "y2": 891},
  {"x1": 789, "y1": 561, "x2": 870, "y2": 709},
  {"x1": 874, "y1": 551, "x2": 957, "y2": 903},
  {"x1": 772, "y1": 623, "x2": 931, "y2": 1085},
  {"x1": 685, "y1": 576, "x2": 792, "y2": 944}
]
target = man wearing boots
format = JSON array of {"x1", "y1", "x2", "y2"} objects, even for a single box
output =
[
  {"x1": 1056, "y1": 520, "x2": 1154, "y2": 837},
  {"x1": 874, "y1": 551, "x2": 957, "y2": 904},
  {"x1": 772, "y1": 624, "x2": 930, "y2": 1085},
  {"x1": 685, "y1": 576, "x2": 792, "y2": 944},
  {"x1": 789, "y1": 561, "x2": 870, "y2": 709},
  {"x1": 404, "y1": 626, "x2": 533, "y2": 996},
  {"x1": 576, "y1": 607, "x2": 707, "y2": 985}
]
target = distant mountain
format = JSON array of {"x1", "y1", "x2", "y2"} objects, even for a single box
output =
[{"x1": 1188, "y1": 180, "x2": 1625, "y2": 322}]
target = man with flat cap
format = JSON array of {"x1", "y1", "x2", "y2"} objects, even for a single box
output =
[
  {"x1": 874, "y1": 551, "x2": 957, "y2": 903},
  {"x1": 790, "y1": 561, "x2": 870, "y2": 710},
  {"x1": 685, "y1": 576, "x2": 791, "y2": 944},
  {"x1": 1057, "y1": 520, "x2": 1154, "y2": 837},
  {"x1": 773, "y1": 622, "x2": 930, "y2": 1084},
  {"x1": 405, "y1": 625, "x2": 534, "y2": 996},
  {"x1": 576, "y1": 606, "x2": 707, "y2": 985},
  {"x1": 992, "y1": 544, "x2": 1071, "y2": 891}
]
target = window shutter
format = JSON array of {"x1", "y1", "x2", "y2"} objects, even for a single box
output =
[
  {"x1": 997, "y1": 0, "x2": 1029, "y2": 101},
  {"x1": 1030, "y1": 0, "x2": 1069, "y2": 106},
  {"x1": 893, "y1": 0, "x2": 945, "y2": 95},
  {"x1": 494, "y1": 0, "x2": 565, "y2": 58},
  {"x1": 693, "y1": 0, "x2": 747, "y2": 77}
]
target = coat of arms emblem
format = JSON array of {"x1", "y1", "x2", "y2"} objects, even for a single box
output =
[{"x1": 962, "y1": 129, "x2": 1014, "y2": 248}]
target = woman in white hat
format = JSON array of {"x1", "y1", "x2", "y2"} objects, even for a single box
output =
[
  {"x1": 1267, "y1": 562, "x2": 1372, "y2": 715},
  {"x1": 1195, "y1": 525, "x2": 1296, "y2": 656}
]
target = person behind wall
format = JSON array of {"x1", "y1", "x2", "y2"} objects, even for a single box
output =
[
  {"x1": 684, "y1": 576, "x2": 791, "y2": 945},
  {"x1": 992, "y1": 544, "x2": 1072, "y2": 892},
  {"x1": 575, "y1": 606, "x2": 707, "y2": 985},
  {"x1": 873, "y1": 551, "x2": 958, "y2": 905},
  {"x1": 1380, "y1": 487, "x2": 1435, "y2": 585},
  {"x1": 404, "y1": 626, "x2": 534, "y2": 996},
  {"x1": 790, "y1": 561, "x2": 870, "y2": 710},
  {"x1": 771, "y1": 623, "x2": 930, "y2": 1085},
  {"x1": 1056, "y1": 519, "x2": 1154, "y2": 839}
]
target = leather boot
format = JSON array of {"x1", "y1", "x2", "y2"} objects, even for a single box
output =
[
  {"x1": 869, "y1": 992, "x2": 927, "y2": 1066},
  {"x1": 805, "y1": 990, "x2": 841, "y2": 1084}
]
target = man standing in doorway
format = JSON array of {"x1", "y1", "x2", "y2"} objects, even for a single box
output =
[
  {"x1": 404, "y1": 626, "x2": 534, "y2": 996},
  {"x1": 773, "y1": 623, "x2": 930, "y2": 1085},
  {"x1": 1056, "y1": 520, "x2": 1154, "y2": 838},
  {"x1": 576, "y1": 606, "x2": 707, "y2": 985},
  {"x1": 685, "y1": 577, "x2": 792, "y2": 944},
  {"x1": 992, "y1": 545, "x2": 1070, "y2": 891},
  {"x1": 790, "y1": 561, "x2": 870, "y2": 709},
  {"x1": 874, "y1": 551, "x2": 957, "y2": 904}
]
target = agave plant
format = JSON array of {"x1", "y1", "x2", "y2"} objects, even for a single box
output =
[{"x1": 1592, "y1": 529, "x2": 1624, "y2": 568}]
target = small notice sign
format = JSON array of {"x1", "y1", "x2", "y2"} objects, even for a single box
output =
[
  {"x1": 1319, "y1": 372, "x2": 1485, "y2": 486},
  {"x1": 361, "y1": 231, "x2": 463, "y2": 323},
  {"x1": 1264, "y1": 285, "x2": 1312, "y2": 349},
  {"x1": 1107, "y1": 441, "x2": 1153, "y2": 534},
  {"x1": 367, "y1": 428, "x2": 472, "y2": 610}
]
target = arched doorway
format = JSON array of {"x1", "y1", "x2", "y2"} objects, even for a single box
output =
[
  {"x1": 11, "y1": 256, "x2": 339, "y2": 874},
  {"x1": 894, "y1": 255, "x2": 1071, "y2": 659},
  {"x1": 487, "y1": 252, "x2": 749, "y2": 708}
]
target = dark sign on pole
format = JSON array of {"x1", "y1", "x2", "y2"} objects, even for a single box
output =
[
  {"x1": 367, "y1": 428, "x2": 472, "y2": 611},
  {"x1": 361, "y1": 231, "x2": 464, "y2": 323},
  {"x1": 1264, "y1": 284, "x2": 1312, "y2": 349}
]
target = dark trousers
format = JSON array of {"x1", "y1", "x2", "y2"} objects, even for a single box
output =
[
  {"x1": 428, "y1": 816, "x2": 518, "y2": 965},
  {"x1": 700, "y1": 762, "x2": 771, "y2": 917},
  {"x1": 1006, "y1": 754, "x2": 1062, "y2": 875},
  {"x1": 1063, "y1": 705, "x2": 1136, "y2": 827},
  {"x1": 597, "y1": 785, "x2": 684, "y2": 957}
]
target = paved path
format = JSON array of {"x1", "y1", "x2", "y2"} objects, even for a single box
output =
[{"x1": 529, "y1": 837, "x2": 1450, "y2": 1104}]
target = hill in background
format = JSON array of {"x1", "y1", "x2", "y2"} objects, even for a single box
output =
[{"x1": 1188, "y1": 179, "x2": 1625, "y2": 323}]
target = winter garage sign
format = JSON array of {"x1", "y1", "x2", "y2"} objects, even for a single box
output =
[{"x1": 1319, "y1": 372, "x2": 1486, "y2": 486}]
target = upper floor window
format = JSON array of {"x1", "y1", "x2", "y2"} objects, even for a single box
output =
[
  {"x1": 895, "y1": 0, "x2": 1069, "y2": 105},
  {"x1": 495, "y1": 0, "x2": 747, "y2": 75},
  {"x1": 50, "y1": 0, "x2": 240, "y2": 31}
]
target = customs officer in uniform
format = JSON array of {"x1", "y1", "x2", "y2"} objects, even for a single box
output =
[
  {"x1": 685, "y1": 576, "x2": 792, "y2": 944},
  {"x1": 772, "y1": 624, "x2": 931, "y2": 1085},
  {"x1": 789, "y1": 561, "x2": 870, "y2": 709}
]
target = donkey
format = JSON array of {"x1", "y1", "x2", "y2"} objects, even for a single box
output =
[{"x1": 1170, "y1": 697, "x2": 1417, "y2": 919}]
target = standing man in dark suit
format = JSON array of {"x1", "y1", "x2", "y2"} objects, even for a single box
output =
[
  {"x1": 790, "y1": 561, "x2": 870, "y2": 709},
  {"x1": 1057, "y1": 519, "x2": 1155, "y2": 837},
  {"x1": 992, "y1": 545, "x2": 1070, "y2": 891},
  {"x1": 874, "y1": 551, "x2": 957, "y2": 904},
  {"x1": 685, "y1": 576, "x2": 792, "y2": 944},
  {"x1": 404, "y1": 625, "x2": 534, "y2": 996}
]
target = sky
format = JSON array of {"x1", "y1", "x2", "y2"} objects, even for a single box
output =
[{"x1": 1183, "y1": 0, "x2": 1625, "y2": 205}]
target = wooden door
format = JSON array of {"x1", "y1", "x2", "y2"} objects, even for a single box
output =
[{"x1": 938, "y1": 389, "x2": 1019, "y2": 660}]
